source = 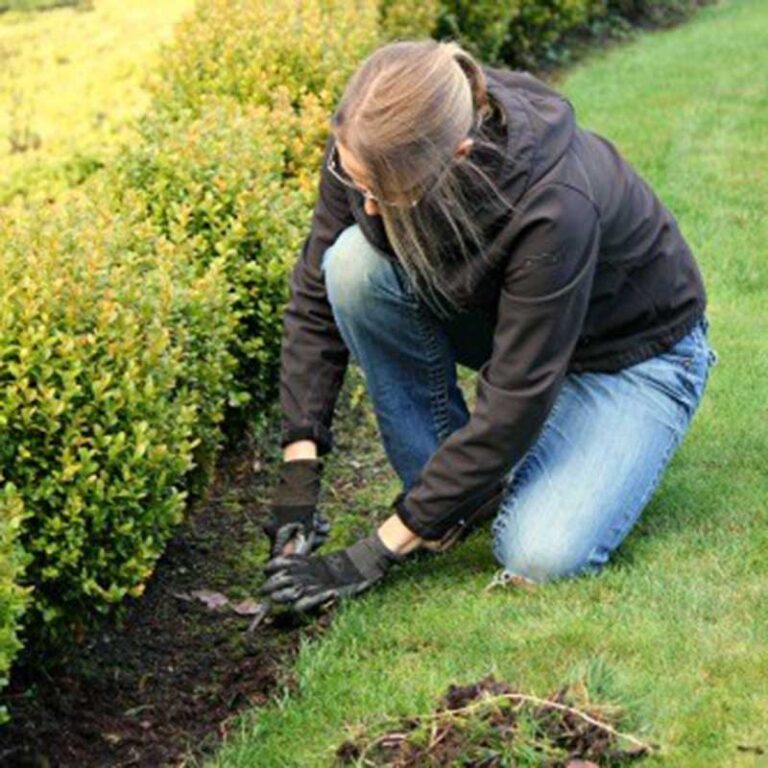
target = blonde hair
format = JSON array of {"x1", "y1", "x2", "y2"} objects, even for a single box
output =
[{"x1": 330, "y1": 39, "x2": 515, "y2": 318}]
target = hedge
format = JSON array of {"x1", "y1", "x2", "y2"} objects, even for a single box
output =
[
  {"x1": 416, "y1": 0, "x2": 715, "y2": 70},
  {"x1": 115, "y1": 98, "x2": 310, "y2": 421},
  {"x1": 0, "y1": 485, "x2": 32, "y2": 723},
  {"x1": 606, "y1": 0, "x2": 714, "y2": 27},
  {"x1": 116, "y1": 0, "x2": 384, "y2": 425},
  {"x1": 0, "y1": 190, "x2": 236, "y2": 652}
]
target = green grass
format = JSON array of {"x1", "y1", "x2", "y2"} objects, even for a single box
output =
[{"x1": 209, "y1": 0, "x2": 768, "y2": 765}]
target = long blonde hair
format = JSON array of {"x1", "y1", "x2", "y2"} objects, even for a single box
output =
[{"x1": 330, "y1": 39, "x2": 516, "y2": 318}]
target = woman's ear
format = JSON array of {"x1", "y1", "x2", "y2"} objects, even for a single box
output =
[{"x1": 455, "y1": 137, "x2": 474, "y2": 159}]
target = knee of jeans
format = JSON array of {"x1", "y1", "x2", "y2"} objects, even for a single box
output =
[
  {"x1": 322, "y1": 224, "x2": 387, "y2": 316},
  {"x1": 492, "y1": 520, "x2": 594, "y2": 584}
]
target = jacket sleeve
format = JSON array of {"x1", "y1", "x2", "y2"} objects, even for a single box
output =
[
  {"x1": 278, "y1": 134, "x2": 356, "y2": 456},
  {"x1": 394, "y1": 183, "x2": 601, "y2": 540}
]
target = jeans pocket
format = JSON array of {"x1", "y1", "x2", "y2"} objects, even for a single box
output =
[{"x1": 626, "y1": 337, "x2": 708, "y2": 425}]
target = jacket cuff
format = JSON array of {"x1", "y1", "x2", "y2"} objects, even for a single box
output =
[
  {"x1": 393, "y1": 478, "x2": 507, "y2": 542},
  {"x1": 393, "y1": 492, "x2": 450, "y2": 542},
  {"x1": 280, "y1": 422, "x2": 334, "y2": 457}
]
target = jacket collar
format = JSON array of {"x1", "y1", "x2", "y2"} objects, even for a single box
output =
[{"x1": 482, "y1": 66, "x2": 576, "y2": 204}]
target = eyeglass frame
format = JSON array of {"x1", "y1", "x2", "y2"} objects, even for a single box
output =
[{"x1": 325, "y1": 137, "x2": 471, "y2": 209}]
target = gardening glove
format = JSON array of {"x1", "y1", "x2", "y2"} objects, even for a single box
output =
[
  {"x1": 260, "y1": 530, "x2": 406, "y2": 613},
  {"x1": 262, "y1": 458, "x2": 331, "y2": 558}
]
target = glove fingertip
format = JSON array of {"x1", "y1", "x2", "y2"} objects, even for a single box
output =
[
  {"x1": 264, "y1": 554, "x2": 299, "y2": 572},
  {"x1": 294, "y1": 589, "x2": 337, "y2": 613},
  {"x1": 270, "y1": 585, "x2": 306, "y2": 603}
]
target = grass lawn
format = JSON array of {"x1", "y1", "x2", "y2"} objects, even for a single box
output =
[
  {"x1": 0, "y1": 0, "x2": 193, "y2": 204},
  {"x1": 214, "y1": 0, "x2": 768, "y2": 765}
]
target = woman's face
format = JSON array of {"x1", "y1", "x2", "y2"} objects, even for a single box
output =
[
  {"x1": 335, "y1": 136, "x2": 475, "y2": 217},
  {"x1": 335, "y1": 140, "x2": 381, "y2": 217}
]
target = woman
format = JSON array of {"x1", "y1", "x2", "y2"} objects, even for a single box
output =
[{"x1": 260, "y1": 39, "x2": 719, "y2": 612}]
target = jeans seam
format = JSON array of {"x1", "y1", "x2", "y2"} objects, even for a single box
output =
[
  {"x1": 491, "y1": 452, "x2": 540, "y2": 566},
  {"x1": 411, "y1": 302, "x2": 452, "y2": 443}
]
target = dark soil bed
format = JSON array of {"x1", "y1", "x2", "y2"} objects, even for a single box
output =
[
  {"x1": 0, "y1": 424, "x2": 339, "y2": 768},
  {"x1": 0, "y1": 367, "x2": 384, "y2": 767}
]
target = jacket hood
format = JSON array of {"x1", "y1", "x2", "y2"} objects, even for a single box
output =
[{"x1": 483, "y1": 66, "x2": 576, "y2": 203}]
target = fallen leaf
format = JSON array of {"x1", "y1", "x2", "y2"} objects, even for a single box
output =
[
  {"x1": 190, "y1": 589, "x2": 230, "y2": 610},
  {"x1": 231, "y1": 598, "x2": 263, "y2": 616}
]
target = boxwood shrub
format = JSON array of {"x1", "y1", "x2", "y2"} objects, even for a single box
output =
[
  {"x1": 115, "y1": 98, "x2": 308, "y2": 421},
  {"x1": 118, "y1": 0, "x2": 383, "y2": 427},
  {"x1": 0, "y1": 485, "x2": 32, "y2": 723},
  {"x1": 0, "y1": 190, "x2": 237, "y2": 651}
]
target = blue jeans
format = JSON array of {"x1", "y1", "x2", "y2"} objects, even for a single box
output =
[{"x1": 321, "y1": 224, "x2": 719, "y2": 583}]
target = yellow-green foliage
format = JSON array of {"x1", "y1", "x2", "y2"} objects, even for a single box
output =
[
  {"x1": 0, "y1": 484, "x2": 32, "y2": 723},
  {"x1": 379, "y1": 0, "x2": 440, "y2": 40},
  {"x1": 0, "y1": 188, "x2": 237, "y2": 647},
  {"x1": 146, "y1": 0, "x2": 381, "y2": 129},
  {"x1": 120, "y1": 0, "x2": 382, "y2": 421},
  {"x1": 115, "y1": 98, "x2": 308, "y2": 414},
  {"x1": 0, "y1": 0, "x2": 195, "y2": 205}
]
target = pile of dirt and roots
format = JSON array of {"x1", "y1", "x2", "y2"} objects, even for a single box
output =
[{"x1": 336, "y1": 674, "x2": 658, "y2": 767}]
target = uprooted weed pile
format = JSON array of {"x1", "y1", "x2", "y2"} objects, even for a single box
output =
[{"x1": 336, "y1": 674, "x2": 657, "y2": 767}]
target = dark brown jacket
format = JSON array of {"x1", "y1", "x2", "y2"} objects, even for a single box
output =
[{"x1": 278, "y1": 66, "x2": 708, "y2": 541}]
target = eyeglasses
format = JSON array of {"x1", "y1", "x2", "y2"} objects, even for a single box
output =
[{"x1": 326, "y1": 139, "x2": 465, "y2": 209}]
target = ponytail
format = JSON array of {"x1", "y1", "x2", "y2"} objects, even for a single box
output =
[{"x1": 440, "y1": 40, "x2": 492, "y2": 126}]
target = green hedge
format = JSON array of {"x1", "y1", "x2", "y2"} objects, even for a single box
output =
[
  {"x1": 0, "y1": 0, "x2": 384, "y2": 700},
  {"x1": 120, "y1": 0, "x2": 383, "y2": 424},
  {"x1": 425, "y1": 0, "x2": 713, "y2": 70},
  {"x1": 606, "y1": 0, "x2": 712, "y2": 26},
  {"x1": 0, "y1": 190, "x2": 236, "y2": 650},
  {"x1": 115, "y1": 99, "x2": 308, "y2": 420},
  {"x1": 0, "y1": 485, "x2": 32, "y2": 723}
]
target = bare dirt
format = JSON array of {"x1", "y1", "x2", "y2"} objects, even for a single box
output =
[{"x1": 0, "y1": 426, "x2": 335, "y2": 767}]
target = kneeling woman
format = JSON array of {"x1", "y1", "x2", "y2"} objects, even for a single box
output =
[{"x1": 260, "y1": 39, "x2": 719, "y2": 612}]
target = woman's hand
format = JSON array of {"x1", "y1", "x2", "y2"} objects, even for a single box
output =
[
  {"x1": 260, "y1": 529, "x2": 406, "y2": 613},
  {"x1": 262, "y1": 457, "x2": 330, "y2": 558}
]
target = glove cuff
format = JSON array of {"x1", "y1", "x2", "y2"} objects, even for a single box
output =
[
  {"x1": 346, "y1": 530, "x2": 407, "y2": 580},
  {"x1": 273, "y1": 458, "x2": 323, "y2": 506}
]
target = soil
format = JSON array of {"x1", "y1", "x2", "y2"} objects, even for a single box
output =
[{"x1": 0, "y1": 391, "x2": 373, "y2": 768}]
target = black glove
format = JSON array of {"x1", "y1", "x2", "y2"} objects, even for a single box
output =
[
  {"x1": 260, "y1": 530, "x2": 406, "y2": 613},
  {"x1": 262, "y1": 458, "x2": 331, "y2": 558}
]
